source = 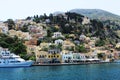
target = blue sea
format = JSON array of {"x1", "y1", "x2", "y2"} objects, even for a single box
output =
[{"x1": 0, "y1": 63, "x2": 120, "y2": 80}]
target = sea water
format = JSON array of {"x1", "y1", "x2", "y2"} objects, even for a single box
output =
[{"x1": 0, "y1": 63, "x2": 120, "y2": 80}]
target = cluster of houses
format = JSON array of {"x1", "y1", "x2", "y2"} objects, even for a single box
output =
[
  {"x1": 34, "y1": 44, "x2": 120, "y2": 63},
  {"x1": 0, "y1": 19, "x2": 120, "y2": 63},
  {"x1": 35, "y1": 50, "x2": 100, "y2": 63},
  {"x1": 25, "y1": 30, "x2": 120, "y2": 63}
]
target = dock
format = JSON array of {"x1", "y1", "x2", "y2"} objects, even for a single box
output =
[{"x1": 32, "y1": 62, "x2": 112, "y2": 66}]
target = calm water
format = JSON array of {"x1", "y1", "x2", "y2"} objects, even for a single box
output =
[{"x1": 0, "y1": 63, "x2": 120, "y2": 80}]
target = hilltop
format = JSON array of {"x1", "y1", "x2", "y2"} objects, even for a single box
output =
[
  {"x1": 70, "y1": 9, "x2": 120, "y2": 21},
  {"x1": 70, "y1": 9, "x2": 120, "y2": 35}
]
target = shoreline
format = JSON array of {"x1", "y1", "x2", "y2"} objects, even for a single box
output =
[{"x1": 32, "y1": 62, "x2": 113, "y2": 66}]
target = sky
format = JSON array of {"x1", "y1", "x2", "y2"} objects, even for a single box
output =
[{"x1": 0, "y1": 0, "x2": 120, "y2": 21}]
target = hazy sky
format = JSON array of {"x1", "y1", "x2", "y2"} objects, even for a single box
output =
[{"x1": 0, "y1": 0, "x2": 120, "y2": 21}]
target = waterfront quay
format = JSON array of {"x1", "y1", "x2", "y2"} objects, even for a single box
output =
[{"x1": 33, "y1": 61, "x2": 112, "y2": 66}]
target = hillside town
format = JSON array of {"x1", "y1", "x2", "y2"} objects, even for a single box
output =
[{"x1": 0, "y1": 12, "x2": 120, "y2": 64}]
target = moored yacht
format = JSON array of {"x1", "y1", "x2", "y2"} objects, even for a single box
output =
[
  {"x1": 0, "y1": 49, "x2": 34, "y2": 67},
  {"x1": 114, "y1": 59, "x2": 120, "y2": 63}
]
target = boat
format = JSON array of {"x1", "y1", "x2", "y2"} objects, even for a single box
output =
[
  {"x1": 114, "y1": 59, "x2": 120, "y2": 63},
  {"x1": 0, "y1": 49, "x2": 34, "y2": 67}
]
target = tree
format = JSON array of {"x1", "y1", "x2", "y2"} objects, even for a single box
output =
[
  {"x1": 33, "y1": 15, "x2": 40, "y2": 23},
  {"x1": 76, "y1": 45, "x2": 87, "y2": 53},
  {"x1": 37, "y1": 39, "x2": 41, "y2": 46},
  {"x1": 51, "y1": 26, "x2": 59, "y2": 32},
  {"x1": 14, "y1": 42, "x2": 26, "y2": 54},
  {"x1": 21, "y1": 24, "x2": 29, "y2": 32},
  {"x1": 49, "y1": 45, "x2": 56, "y2": 49},
  {"x1": 26, "y1": 16, "x2": 32, "y2": 20},
  {"x1": 56, "y1": 44, "x2": 62, "y2": 50},
  {"x1": 95, "y1": 40, "x2": 105, "y2": 47},
  {"x1": 97, "y1": 53, "x2": 105, "y2": 59},
  {"x1": 0, "y1": 33, "x2": 27, "y2": 58},
  {"x1": 42, "y1": 47, "x2": 48, "y2": 51},
  {"x1": 49, "y1": 13, "x2": 54, "y2": 24},
  {"x1": 22, "y1": 53, "x2": 36, "y2": 60},
  {"x1": 4, "y1": 36, "x2": 15, "y2": 44},
  {"x1": 0, "y1": 41, "x2": 9, "y2": 48},
  {"x1": 47, "y1": 29, "x2": 52, "y2": 37},
  {"x1": 5, "y1": 19, "x2": 15, "y2": 30},
  {"x1": 44, "y1": 13, "x2": 48, "y2": 19}
]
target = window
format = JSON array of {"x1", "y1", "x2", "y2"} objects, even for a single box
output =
[
  {"x1": 92, "y1": 56, "x2": 95, "y2": 58},
  {"x1": 45, "y1": 55, "x2": 46, "y2": 57},
  {"x1": 10, "y1": 61, "x2": 20, "y2": 63},
  {"x1": 42, "y1": 55, "x2": 44, "y2": 58},
  {"x1": 6, "y1": 52, "x2": 9, "y2": 54},
  {"x1": 48, "y1": 56, "x2": 50, "y2": 58}
]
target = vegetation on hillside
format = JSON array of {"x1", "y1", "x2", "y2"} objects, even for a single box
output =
[
  {"x1": 0, "y1": 33, "x2": 29, "y2": 60},
  {"x1": 30, "y1": 12, "x2": 120, "y2": 45},
  {"x1": 2, "y1": 11, "x2": 120, "y2": 59}
]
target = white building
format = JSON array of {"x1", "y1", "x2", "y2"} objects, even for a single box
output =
[
  {"x1": 73, "y1": 53, "x2": 86, "y2": 62},
  {"x1": 82, "y1": 17, "x2": 90, "y2": 25},
  {"x1": 79, "y1": 33, "x2": 86, "y2": 40},
  {"x1": 52, "y1": 32, "x2": 64, "y2": 38},
  {"x1": 61, "y1": 51, "x2": 73, "y2": 63},
  {"x1": 55, "y1": 39, "x2": 63, "y2": 45},
  {"x1": 61, "y1": 51, "x2": 87, "y2": 63}
]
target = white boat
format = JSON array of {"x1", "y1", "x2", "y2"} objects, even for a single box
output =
[
  {"x1": 114, "y1": 59, "x2": 120, "y2": 63},
  {"x1": 0, "y1": 50, "x2": 34, "y2": 67}
]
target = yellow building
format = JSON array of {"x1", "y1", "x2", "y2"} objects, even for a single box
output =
[
  {"x1": 35, "y1": 50, "x2": 48, "y2": 63},
  {"x1": 47, "y1": 49, "x2": 62, "y2": 63}
]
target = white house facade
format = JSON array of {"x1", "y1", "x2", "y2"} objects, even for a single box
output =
[
  {"x1": 61, "y1": 51, "x2": 73, "y2": 63},
  {"x1": 55, "y1": 39, "x2": 64, "y2": 45},
  {"x1": 72, "y1": 53, "x2": 86, "y2": 62},
  {"x1": 52, "y1": 32, "x2": 64, "y2": 38}
]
